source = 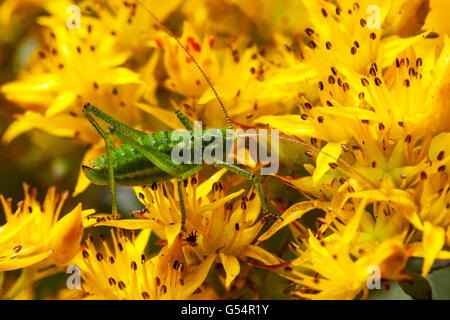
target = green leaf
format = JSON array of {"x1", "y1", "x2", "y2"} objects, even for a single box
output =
[
  {"x1": 427, "y1": 267, "x2": 450, "y2": 300},
  {"x1": 398, "y1": 270, "x2": 433, "y2": 300},
  {"x1": 368, "y1": 281, "x2": 412, "y2": 300}
]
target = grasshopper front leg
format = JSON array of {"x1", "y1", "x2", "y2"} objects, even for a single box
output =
[{"x1": 83, "y1": 110, "x2": 119, "y2": 215}]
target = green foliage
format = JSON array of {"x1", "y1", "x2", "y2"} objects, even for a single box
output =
[{"x1": 398, "y1": 270, "x2": 433, "y2": 300}]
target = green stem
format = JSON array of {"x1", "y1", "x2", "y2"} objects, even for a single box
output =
[
  {"x1": 35, "y1": 266, "x2": 61, "y2": 282},
  {"x1": 3, "y1": 268, "x2": 35, "y2": 300}
]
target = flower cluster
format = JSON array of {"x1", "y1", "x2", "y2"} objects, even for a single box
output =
[{"x1": 0, "y1": 0, "x2": 449, "y2": 300}]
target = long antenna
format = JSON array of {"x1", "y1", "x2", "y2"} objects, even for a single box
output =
[
  {"x1": 232, "y1": 132, "x2": 376, "y2": 188},
  {"x1": 136, "y1": 0, "x2": 234, "y2": 130},
  {"x1": 135, "y1": 1, "x2": 374, "y2": 188}
]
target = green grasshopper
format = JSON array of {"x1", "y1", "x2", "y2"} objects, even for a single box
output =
[
  {"x1": 82, "y1": 102, "x2": 271, "y2": 230},
  {"x1": 81, "y1": 3, "x2": 275, "y2": 231}
]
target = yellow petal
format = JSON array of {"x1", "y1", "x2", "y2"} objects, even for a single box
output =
[
  {"x1": 219, "y1": 253, "x2": 240, "y2": 289},
  {"x1": 2, "y1": 113, "x2": 38, "y2": 144},
  {"x1": 447, "y1": 226, "x2": 450, "y2": 247},
  {"x1": 421, "y1": 221, "x2": 445, "y2": 277},
  {"x1": 197, "y1": 190, "x2": 244, "y2": 215},
  {"x1": 241, "y1": 244, "x2": 282, "y2": 266},
  {"x1": 234, "y1": 147, "x2": 257, "y2": 168},
  {"x1": 0, "y1": 250, "x2": 53, "y2": 272},
  {"x1": 182, "y1": 253, "x2": 216, "y2": 298},
  {"x1": 165, "y1": 222, "x2": 182, "y2": 246},
  {"x1": 194, "y1": 169, "x2": 227, "y2": 198},
  {"x1": 429, "y1": 132, "x2": 450, "y2": 162},
  {"x1": 103, "y1": 68, "x2": 141, "y2": 85},
  {"x1": 341, "y1": 198, "x2": 367, "y2": 246},
  {"x1": 135, "y1": 229, "x2": 152, "y2": 254},
  {"x1": 3, "y1": 111, "x2": 94, "y2": 145},
  {"x1": 96, "y1": 219, "x2": 154, "y2": 230},
  {"x1": 47, "y1": 203, "x2": 83, "y2": 265},
  {"x1": 381, "y1": 31, "x2": 431, "y2": 69},
  {"x1": 424, "y1": 0, "x2": 450, "y2": 34},
  {"x1": 257, "y1": 201, "x2": 316, "y2": 244},
  {"x1": 244, "y1": 190, "x2": 262, "y2": 224},
  {"x1": 313, "y1": 142, "x2": 343, "y2": 185},
  {"x1": 265, "y1": 63, "x2": 316, "y2": 86},
  {"x1": 45, "y1": 91, "x2": 77, "y2": 117},
  {"x1": 255, "y1": 115, "x2": 328, "y2": 141},
  {"x1": 408, "y1": 243, "x2": 450, "y2": 259},
  {"x1": 351, "y1": 189, "x2": 423, "y2": 229},
  {"x1": 1, "y1": 74, "x2": 57, "y2": 108},
  {"x1": 136, "y1": 103, "x2": 182, "y2": 130},
  {"x1": 82, "y1": 209, "x2": 97, "y2": 228}
]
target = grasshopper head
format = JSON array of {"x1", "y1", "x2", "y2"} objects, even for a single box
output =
[{"x1": 82, "y1": 165, "x2": 109, "y2": 186}]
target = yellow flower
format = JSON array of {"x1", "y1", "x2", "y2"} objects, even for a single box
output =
[
  {"x1": 256, "y1": 33, "x2": 443, "y2": 194},
  {"x1": 0, "y1": 5, "x2": 164, "y2": 195},
  {"x1": 151, "y1": 19, "x2": 303, "y2": 129},
  {"x1": 197, "y1": 43, "x2": 302, "y2": 126},
  {"x1": 261, "y1": 131, "x2": 450, "y2": 278},
  {"x1": 97, "y1": 170, "x2": 281, "y2": 289},
  {"x1": 82, "y1": 0, "x2": 180, "y2": 49},
  {"x1": 157, "y1": 21, "x2": 219, "y2": 99},
  {"x1": 1, "y1": 15, "x2": 142, "y2": 144},
  {"x1": 257, "y1": 198, "x2": 410, "y2": 300},
  {"x1": 295, "y1": 0, "x2": 430, "y2": 75},
  {"x1": 257, "y1": 35, "x2": 449, "y2": 189},
  {"x1": 72, "y1": 229, "x2": 216, "y2": 300},
  {"x1": 0, "y1": 184, "x2": 94, "y2": 271},
  {"x1": 405, "y1": 132, "x2": 450, "y2": 276},
  {"x1": 286, "y1": 235, "x2": 408, "y2": 300}
]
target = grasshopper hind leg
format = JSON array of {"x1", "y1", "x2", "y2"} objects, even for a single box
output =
[
  {"x1": 175, "y1": 109, "x2": 194, "y2": 131},
  {"x1": 212, "y1": 160, "x2": 280, "y2": 222},
  {"x1": 105, "y1": 129, "x2": 118, "y2": 215}
]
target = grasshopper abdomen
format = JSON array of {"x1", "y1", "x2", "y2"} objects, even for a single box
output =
[
  {"x1": 83, "y1": 129, "x2": 228, "y2": 187},
  {"x1": 83, "y1": 136, "x2": 172, "y2": 187}
]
